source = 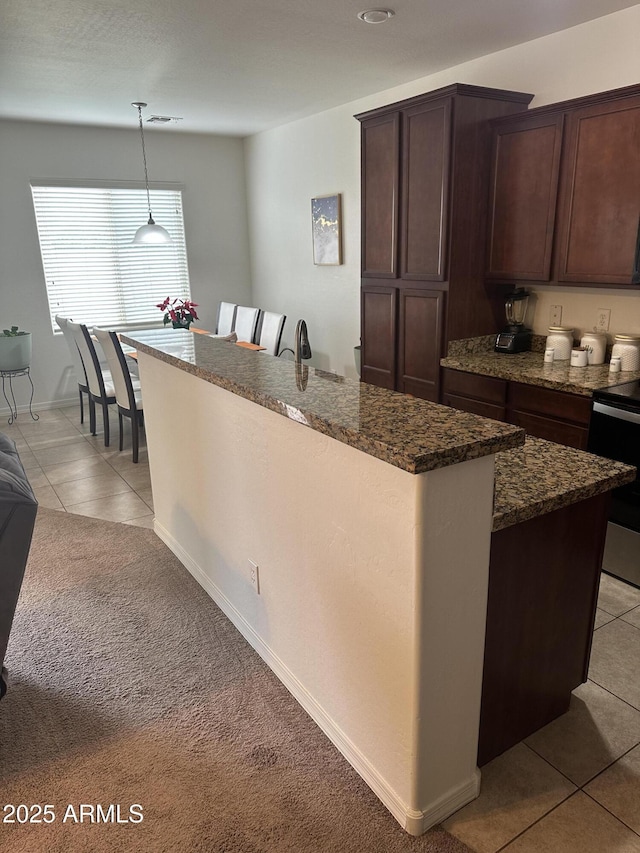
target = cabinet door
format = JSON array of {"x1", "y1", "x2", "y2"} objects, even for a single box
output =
[
  {"x1": 361, "y1": 113, "x2": 400, "y2": 278},
  {"x1": 400, "y1": 100, "x2": 451, "y2": 281},
  {"x1": 397, "y1": 288, "x2": 444, "y2": 401},
  {"x1": 507, "y1": 383, "x2": 591, "y2": 449},
  {"x1": 555, "y1": 95, "x2": 640, "y2": 285},
  {"x1": 361, "y1": 284, "x2": 397, "y2": 389},
  {"x1": 508, "y1": 410, "x2": 589, "y2": 450},
  {"x1": 486, "y1": 113, "x2": 564, "y2": 281}
]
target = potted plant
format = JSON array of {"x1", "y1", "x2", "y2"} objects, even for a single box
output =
[
  {"x1": 0, "y1": 326, "x2": 32, "y2": 372},
  {"x1": 156, "y1": 297, "x2": 199, "y2": 329}
]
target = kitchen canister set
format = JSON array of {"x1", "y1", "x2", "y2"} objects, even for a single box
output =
[{"x1": 544, "y1": 327, "x2": 640, "y2": 370}]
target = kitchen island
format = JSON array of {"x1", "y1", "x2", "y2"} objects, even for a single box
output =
[{"x1": 123, "y1": 330, "x2": 634, "y2": 835}]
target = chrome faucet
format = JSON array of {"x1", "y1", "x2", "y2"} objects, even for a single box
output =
[{"x1": 294, "y1": 319, "x2": 312, "y2": 364}]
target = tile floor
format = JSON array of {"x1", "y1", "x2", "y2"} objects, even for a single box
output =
[
  {"x1": 444, "y1": 571, "x2": 640, "y2": 852},
  {"x1": 2, "y1": 404, "x2": 154, "y2": 528},
  {"x1": 3, "y1": 405, "x2": 640, "y2": 851}
]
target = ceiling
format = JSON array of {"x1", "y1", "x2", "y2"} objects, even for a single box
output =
[{"x1": 1, "y1": 0, "x2": 637, "y2": 136}]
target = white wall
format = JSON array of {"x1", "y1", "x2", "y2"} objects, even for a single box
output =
[
  {"x1": 244, "y1": 6, "x2": 640, "y2": 376},
  {"x1": 0, "y1": 121, "x2": 251, "y2": 409}
]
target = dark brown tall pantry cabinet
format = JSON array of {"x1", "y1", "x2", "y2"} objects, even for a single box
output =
[{"x1": 356, "y1": 84, "x2": 532, "y2": 401}]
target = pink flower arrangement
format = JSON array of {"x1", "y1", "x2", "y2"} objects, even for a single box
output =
[{"x1": 157, "y1": 297, "x2": 199, "y2": 329}]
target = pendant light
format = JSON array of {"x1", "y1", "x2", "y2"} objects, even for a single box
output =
[{"x1": 131, "y1": 101, "x2": 172, "y2": 245}]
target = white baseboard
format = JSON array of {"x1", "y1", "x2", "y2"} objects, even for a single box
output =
[
  {"x1": 0, "y1": 396, "x2": 78, "y2": 417},
  {"x1": 154, "y1": 519, "x2": 481, "y2": 836}
]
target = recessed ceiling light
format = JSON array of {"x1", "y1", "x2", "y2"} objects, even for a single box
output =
[{"x1": 357, "y1": 9, "x2": 395, "y2": 24}]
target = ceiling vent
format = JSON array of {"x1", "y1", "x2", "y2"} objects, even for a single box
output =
[{"x1": 146, "y1": 115, "x2": 183, "y2": 124}]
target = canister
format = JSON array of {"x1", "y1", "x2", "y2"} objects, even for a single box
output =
[
  {"x1": 580, "y1": 332, "x2": 607, "y2": 365},
  {"x1": 611, "y1": 335, "x2": 640, "y2": 371},
  {"x1": 545, "y1": 327, "x2": 574, "y2": 361}
]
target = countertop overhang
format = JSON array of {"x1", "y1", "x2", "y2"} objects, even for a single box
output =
[
  {"x1": 123, "y1": 329, "x2": 525, "y2": 474},
  {"x1": 492, "y1": 437, "x2": 636, "y2": 531}
]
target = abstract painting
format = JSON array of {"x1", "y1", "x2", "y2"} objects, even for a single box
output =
[{"x1": 311, "y1": 194, "x2": 342, "y2": 265}]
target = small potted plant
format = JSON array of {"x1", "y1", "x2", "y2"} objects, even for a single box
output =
[
  {"x1": 156, "y1": 297, "x2": 199, "y2": 330},
  {"x1": 0, "y1": 326, "x2": 32, "y2": 372}
]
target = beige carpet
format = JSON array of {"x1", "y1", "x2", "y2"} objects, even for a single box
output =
[{"x1": 0, "y1": 507, "x2": 473, "y2": 853}]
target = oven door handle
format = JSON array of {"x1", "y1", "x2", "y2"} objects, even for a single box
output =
[{"x1": 593, "y1": 401, "x2": 640, "y2": 425}]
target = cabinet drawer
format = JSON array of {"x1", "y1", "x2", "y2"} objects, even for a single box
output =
[
  {"x1": 508, "y1": 410, "x2": 589, "y2": 450},
  {"x1": 442, "y1": 370, "x2": 507, "y2": 405},
  {"x1": 508, "y1": 383, "x2": 591, "y2": 426},
  {"x1": 442, "y1": 393, "x2": 506, "y2": 422}
]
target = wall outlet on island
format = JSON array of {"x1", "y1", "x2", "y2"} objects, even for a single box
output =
[
  {"x1": 550, "y1": 305, "x2": 563, "y2": 326},
  {"x1": 248, "y1": 560, "x2": 260, "y2": 594},
  {"x1": 595, "y1": 308, "x2": 611, "y2": 332}
]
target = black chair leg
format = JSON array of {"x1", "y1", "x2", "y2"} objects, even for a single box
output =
[
  {"x1": 118, "y1": 411, "x2": 124, "y2": 452},
  {"x1": 102, "y1": 400, "x2": 110, "y2": 447},
  {"x1": 89, "y1": 398, "x2": 96, "y2": 435},
  {"x1": 79, "y1": 387, "x2": 84, "y2": 424},
  {"x1": 132, "y1": 411, "x2": 139, "y2": 464}
]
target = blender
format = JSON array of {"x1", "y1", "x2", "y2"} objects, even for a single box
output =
[{"x1": 494, "y1": 288, "x2": 532, "y2": 353}]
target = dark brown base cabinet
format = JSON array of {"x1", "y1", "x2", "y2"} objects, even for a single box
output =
[
  {"x1": 479, "y1": 493, "x2": 608, "y2": 765},
  {"x1": 357, "y1": 84, "x2": 533, "y2": 401},
  {"x1": 441, "y1": 368, "x2": 592, "y2": 449},
  {"x1": 487, "y1": 84, "x2": 640, "y2": 287}
]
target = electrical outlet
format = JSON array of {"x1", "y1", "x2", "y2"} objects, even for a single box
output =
[
  {"x1": 550, "y1": 305, "x2": 563, "y2": 326},
  {"x1": 248, "y1": 560, "x2": 260, "y2": 594},
  {"x1": 595, "y1": 308, "x2": 611, "y2": 333}
]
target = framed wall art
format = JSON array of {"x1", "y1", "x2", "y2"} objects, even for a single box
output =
[{"x1": 311, "y1": 194, "x2": 342, "y2": 265}]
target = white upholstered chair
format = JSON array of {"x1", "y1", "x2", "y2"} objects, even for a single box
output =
[
  {"x1": 257, "y1": 312, "x2": 286, "y2": 356},
  {"x1": 55, "y1": 314, "x2": 94, "y2": 426},
  {"x1": 215, "y1": 302, "x2": 237, "y2": 336},
  {"x1": 67, "y1": 321, "x2": 116, "y2": 445},
  {"x1": 93, "y1": 328, "x2": 145, "y2": 463},
  {"x1": 234, "y1": 306, "x2": 260, "y2": 343}
]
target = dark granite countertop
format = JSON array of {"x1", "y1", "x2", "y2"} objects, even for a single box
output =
[
  {"x1": 493, "y1": 437, "x2": 636, "y2": 531},
  {"x1": 441, "y1": 347, "x2": 640, "y2": 397},
  {"x1": 123, "y1": 329, "x2": 524, "y2": 474}
]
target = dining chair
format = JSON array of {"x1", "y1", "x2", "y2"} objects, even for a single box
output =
[
  {"x1": 215, "y1": 302, "x2": 237, "y2": 336},
  {"x1": 67, "y1": 321, "x2": 116, "y2": 446},
  {"x1": 234, "y1": 306, "x2": 260, "y2": 344},
  {"x1": 256, "y1": 311, "x2": 286, "y2": 356},
  {"x1": 55, "y1": 315, "x2": 93, "y2": 426},
  {"x1": 93, "y1": 329, "x2": 145, "y2": 463}
]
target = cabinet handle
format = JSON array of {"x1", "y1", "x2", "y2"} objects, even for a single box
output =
[{"x1": 633, "y1": 215, "x2": 640, "y2": 285}]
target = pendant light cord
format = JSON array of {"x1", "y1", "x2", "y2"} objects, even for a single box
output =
[{"x1": 135, "y1": 103, "x2": 155, "y2": 224}]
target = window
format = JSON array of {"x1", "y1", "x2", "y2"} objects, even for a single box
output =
[{"x1": 31, "y1": 183, "x2": 191, "y2": 332}]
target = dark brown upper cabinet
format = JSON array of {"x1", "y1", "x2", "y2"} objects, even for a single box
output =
[
  {"x1": 555, "y1": 93, "x2": 640, "y2": 286},
  {"x1": 400, "y1": 100, "x2": 451, "y2": 281},
  {"x1": 360, "y1": 113, "x2": 400, "y2": 278},
  {"x1": 486, "y1": 113, "x2": 564, "y2": 281},
  {"x1": 356, "y1": 84, "x2": 533, "y2": 401},
  {"x1": 487, "y1": 84, "x2": 640, "y2": 288}
]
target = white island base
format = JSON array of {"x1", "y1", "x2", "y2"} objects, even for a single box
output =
[{"x1": 138, "y1": 352, "x2": 497, "y2": 835}]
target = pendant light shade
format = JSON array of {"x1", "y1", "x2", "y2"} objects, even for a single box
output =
[
  {"x1": 131, "y1": 102, "x2": 172, "y2": 245},
  {"x1": 132, "y1": 217, "x2": 172, "y2": 244}
]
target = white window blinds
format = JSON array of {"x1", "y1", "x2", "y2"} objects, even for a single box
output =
[{"x1": 31, "y1": 184, "x2": 191, "y2": 332}]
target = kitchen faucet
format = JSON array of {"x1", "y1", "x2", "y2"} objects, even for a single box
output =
[{"x1": 294, "y1": 320, "x2": 312, "y2": 364}]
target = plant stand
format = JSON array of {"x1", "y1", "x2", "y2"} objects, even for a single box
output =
[{"x1": 1, "y1": 368, "x2": 38, "y2": 425}]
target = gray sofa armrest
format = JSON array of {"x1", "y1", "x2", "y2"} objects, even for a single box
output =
[{"x1": 0, "y1": 432, "x2": 38, "y2": 699}]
